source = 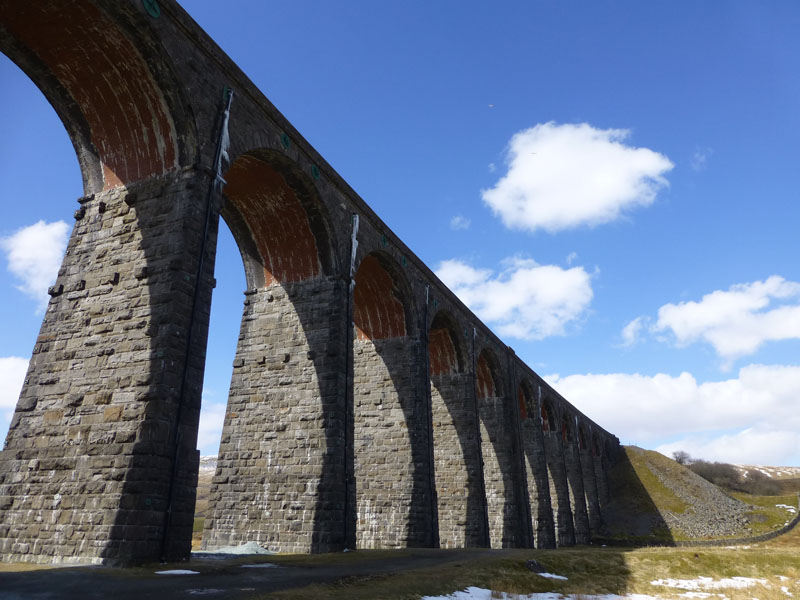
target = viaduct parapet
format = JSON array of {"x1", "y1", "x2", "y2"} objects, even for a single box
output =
[{"x1": 0, "y1": 0, "x2": 620, "y2": 564}]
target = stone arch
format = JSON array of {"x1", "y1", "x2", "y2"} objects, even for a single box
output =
[
  {"x1": 351, "y1": 252, "x2": 431, "y2": 548},
  {"x1": 428, "y1": 311, "x2": 466, "y2": 377},
  {"x1": 428, "y1": 311, "x2": 484, "y2": 547},
  {"x1": 540, "y1": 396, "x2": 575, "y2": 546},
  {"x1": 540, "y1": 397, "x2": 557, "y2": 433},
  {"x1": 353, "y1": 252, "x2": 415, "y2": 341},
  {"x1": 0, "y1": 2, "x2": 208, "y2": 565},
  {"x1": 221, "y1": 149, "x2": 337, "y2": 288},
  {"x1": 475, "y1": 347, "x2": 524, "y2": 548},
  {"x1": 517, "y1": 380, "x2": 556, "y2": 548},
  {"x1": 577, "y1": 423, "x2": 602, "y2": 533},
  {"x1": 561, "y1": 411, "x2": 590, "y2": 544},
  {"x1": 202, "y1": 151, "x2": 348, "y2": 553},
  {"x1": 0, "y1": 1, "x2": 196, "y2": 193}
]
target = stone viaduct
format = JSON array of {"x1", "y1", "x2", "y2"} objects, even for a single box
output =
[{"x1": 0, "y1": 0, "x2": 619, "y2": 565}]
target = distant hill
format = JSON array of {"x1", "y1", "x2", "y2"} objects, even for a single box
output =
[
  {"x1": 600, "y1": 446, "x2": 799, "y2": 543},
  {"x1": 733, "y1": 464, "x2": 800, "y2": 494},
  {"x1": 195, "y1": 455, "x2": 217, "y2": 519}
]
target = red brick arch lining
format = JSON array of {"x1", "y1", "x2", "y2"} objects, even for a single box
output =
[
  {"x1": 517, "y1": 382, "x2": 535, "y2": 419},
  {"x1": 541, "y1": 400, "x2": 555, "y2": 432},
  {"x1": 353, "y1": 255, "x2": 407, "y2": 341},
  {"x1": 476, "y1": 351, "x2": 499, "y2": 400},
  {"x1": 224, "y1": 155, "x2": 321, "y2": 286},
  {"x1": 0, "y1": 2, "x2": 178, "y2": 190},
  {"x1": 429, "y1": 329, "x2": 459, "y2": 376}
]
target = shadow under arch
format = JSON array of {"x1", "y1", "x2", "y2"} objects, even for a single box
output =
[
  {"x1": 475, "y1": 347, "x2": 524, "y2": 548},
  {"x1": 350, "y1": 251, "x2": 433, "y2": 548},
  {"x1": 428, "y1": 310, "x2": 486, "y2": 548},
  {"x1": 517, "y1": 379, "x2": 556, "y2": 548},
  {"x1": 0, "y1": 1, "x2": 197, "y2": 194},
  {"x1": 202, "y1": 149, "x2": 349, "y2": 553}
]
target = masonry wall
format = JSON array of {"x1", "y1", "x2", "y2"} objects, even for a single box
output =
[
  {"x1": 579, "y1": 443, "x2": 603, "y2": 533},
  {"x1": 563, "y1": 434, "x2": 591, "y2": 545},
  {"x1": 202, "y1": 277, "x2": 347, "y2": 553},
  {"x1": 0, "y1": 169, "x2": 214, "y2": 564},
  {"x1": 353, "y1": 336, "x2": 433, "y2": 548},
  {"x1": 519, "y1": 413, "x2": 556, "y2": 549},
  {"x1": 478, "y1": 394, "x2": 526, "y2": 549},
  {"x1": 543, "y1": 431, "x2": 575, "y2": 546},
  {"x1": 431, "y1": 372, "x2": 488, "y2": 548}
]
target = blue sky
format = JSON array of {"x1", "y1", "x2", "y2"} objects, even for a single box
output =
[{"x1": 1, "y1": 1, "x2": 799, "y2": 465}]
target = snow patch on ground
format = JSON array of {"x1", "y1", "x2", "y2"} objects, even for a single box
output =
[
  {"x1": 156, "y1": 569, "x2": 200, "y2": 575},
  {"x1": 651, "y1": 577, "x2": 768, "y2": 591},
  {"x1": 776, "y1": 504, "x2": 798, "y2": 514},
  {"x1": 538, "y1": 573, "x2": 568, "y2": 580},
  {"x1": 422, "y1": 590, "x2": 663, "y2": 600},
  {"x1": 193, "y1": 541, "x2": 275, "y2": 556}
]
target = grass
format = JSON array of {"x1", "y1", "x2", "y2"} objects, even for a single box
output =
[
  {"x1": 728, "y1": 491, "x2": 799, "y2": 535},
  {"x1": 246, "y1": 543, "x2": 800, "y2": 599}
]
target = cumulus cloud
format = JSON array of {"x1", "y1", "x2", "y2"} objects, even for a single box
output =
[
  {"x1": 548, "y1": 363, "x2": 800, "y2": 466},
  {"x1": 0, "y1": 356, "x2": 28, "y2": 438},
  {"x1": 1, "y1": 220, "x2": 69, "y2": 311},
  {"x1": 449, "y1": 215, "x2": 471, "y2": 230},
  {"x1": 653, "y1": 276, "x2": 800, "y2": 362},
  {"x1": 620, "y1": 316, "x2": 647, "y2": 347},
  {"x1": 482, "y1": 122, "x2": 673, "y2": 233},
  {"x1": 436, "y1": 256, "x2": 593, "y2": 340}
]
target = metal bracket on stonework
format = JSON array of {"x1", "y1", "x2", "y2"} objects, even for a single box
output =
[
  {"x1": 74, "y1": 207, "x2": 86, "y2": 220},
  {"x1": 47, "y1": 283, "x2": 63, "y2": 297},
  {"x1": 124, "y1": 192, "x2": 138, "y2": 206},
  {"x1": 98, "y1": 202, "x2": 107, "y2": 214}
]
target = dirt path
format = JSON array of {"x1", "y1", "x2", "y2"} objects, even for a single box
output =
[{"x1": 0, "y1": 548, "x2": 503, "y2": 599}]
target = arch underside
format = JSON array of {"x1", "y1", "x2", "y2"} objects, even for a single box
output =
[{"x1": 0, "y1": 2, "x2": 182, "y2": 192}]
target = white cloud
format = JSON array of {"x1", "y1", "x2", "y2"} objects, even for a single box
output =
[
  {"x1": 1, "y1": 220, "x2": 69, "y2": 311},
  {"x1": 436, "y1": 256, "x2": 593, "y2": 340},
  {"x1": 691, "y1": 146, "x2": 713, "y2": 172},
  {"x1": 449, "y1": 215, "x2": 471, "y2": 230},
  {"x1": 197, "y1": 398, "x2": 227, "y2": 455},
  {"x1": 566, "y1": 252, "x2": 578, "y2": 266},
  {"x1": 548, "y1": 363, "x2": 800, "y2": 466},
  {"x1": 0, "y1": 356, "x2": 28, "y2": 438},
  {"x1": 482, "y1": 122, "x2": 673, "y2": 233},
  {"x1": 653, "y1": 276, "x2": 800, "y2": 362},
  {"x1": 620, "y1": 316, "x2": 647, "y2": 347},
  {"x1": 657, "y1": 428, "x2": 800, "y2": 467}
]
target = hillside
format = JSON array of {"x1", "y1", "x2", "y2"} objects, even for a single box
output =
[{"x1": 601, "y1": 446, "x2": 799, "y2": 543}]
